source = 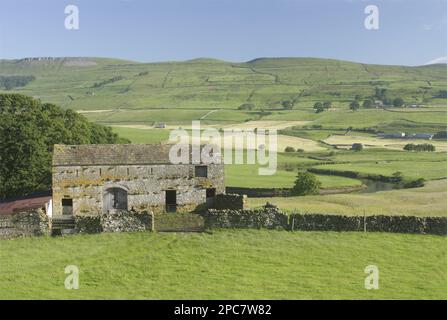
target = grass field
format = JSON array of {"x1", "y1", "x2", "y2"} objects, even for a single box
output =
[
  {"x1": 109, "y1": 124, "x2": 447, "y2": 195},
  {"x1": 1, "y1": 56, "x2": 446, "y2": 300},
  {"x1": 324, "y1": 134, "x2": 447, "y2": 152},
  {"x1": 248, "y1": 179, "x2": 447, "y2": 216},
  {"x1": 225, "y1": 163, "x2": 362, "y2": 188},
  {"x1": 0, "y1": 230, "x2": 445, "y2": 299},
  {"x1": 111, "y1": 127, "x2": 170, "y2": 144}
]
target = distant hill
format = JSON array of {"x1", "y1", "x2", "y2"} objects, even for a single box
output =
[{"x1": 0, "y1": 56, "x2": 446, "y2": 118}]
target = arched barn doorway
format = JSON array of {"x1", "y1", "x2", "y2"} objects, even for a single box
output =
[{"x1": 103, "y1": 187, "x2": 128, "y2": 212}]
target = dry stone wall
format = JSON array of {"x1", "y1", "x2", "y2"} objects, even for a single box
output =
[
  {"x1": 212, "y1": 194, "x2": 247, "y2": 210},
  {"x1": 74, "y1": 210, "x2": 152, "y2": 233},
  {"x1": 203, "y1": 207, "x2": 288, "y2": 229},
  {"x1": 201, "y1": 208, "x2": 447, "y2": 235},
  {"x1": 0, "y1": 209, "x2": 50, "y2": 239}
]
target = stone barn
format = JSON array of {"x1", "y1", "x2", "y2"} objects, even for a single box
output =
[{"x1": 51, "y1": 144, "x2": 225, "y2": 220}]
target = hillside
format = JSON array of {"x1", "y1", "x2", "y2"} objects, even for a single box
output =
[{"x1": 0, "y1": 57, "x2": 446, "y2": 127}]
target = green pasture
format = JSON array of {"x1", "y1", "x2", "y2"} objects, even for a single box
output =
[{"x1": 0, "y1": 230, "x2": 445, "y2": 299}]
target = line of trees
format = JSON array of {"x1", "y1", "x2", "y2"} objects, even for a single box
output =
[
  {"x1": 238, "y1": 103, "x2": 255, "y2": 110},
  {"x1": 433, "y1": 131, "x2": 447, "y2": 139},
  {"x1": 0, "y1": 75, "x2": 36, "y2": 90},
  {"x1": 403, "y1": 143, "x2": 436, "y2": 152},
  {"x1": 92, "y1": 75, "x2": 125, "y2": 88},
  {"x1": 313, "y1": 101, "x2": 332, "y2": 113},
  {"x1": 349, "y1": 88, "x2": 406, "y2": 111},
  {"x1": 0, "y1": 94, "x2": 129, "y2": 199}
]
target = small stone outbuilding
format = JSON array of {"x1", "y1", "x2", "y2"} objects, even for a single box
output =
[{"x1": 51, "y1": 144, "x2": 225, "y2": 219}]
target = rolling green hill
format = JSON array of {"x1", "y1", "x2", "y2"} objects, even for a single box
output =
[
  {"x1": 2, "y1": 56, "x2": 446, "y2": 212},
  {"x1": 0, "y1": 57, "x2": 446, "y2": 126}
]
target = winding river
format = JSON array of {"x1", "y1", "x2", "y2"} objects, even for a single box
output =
[{"x1": 357, "y1": 179, "x2": 400, "y2": 193}]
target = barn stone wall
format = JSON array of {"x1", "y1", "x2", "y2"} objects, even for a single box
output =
[
  {"x1": 52, "y1": 163, "x2": 224, "y2": 216},
  {"x1": 0, "y1": 209, "x2": 50, "y2": 239},
  {"x1": 212, "y1": 194, "x2": 247, "y2": 210}
]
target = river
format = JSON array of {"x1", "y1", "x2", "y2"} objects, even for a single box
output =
[{"x1": 358, "y1": 179, "x2": 400, "y2": 193}]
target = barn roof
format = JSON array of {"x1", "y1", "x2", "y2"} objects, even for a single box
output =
[
  {"x1": 0, "y1": 196, "x2": 51, "y2": 215},
  {"x1": 52, "y1": 144, "x2": 221, "y2": 166}
]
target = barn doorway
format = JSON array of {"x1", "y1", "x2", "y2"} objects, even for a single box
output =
[
  {"x1": 165, "y1": 190, "x2": 177, "y2": 212},
  {"x1": 206, "y1": 188, "x2": 216, "y2": 206},
  {"x1": 62, "y1": 199, "x2": 73, "y2": 215},
  {"x1": 103, "y1": 187, "x2": 128, "y2": 212}
]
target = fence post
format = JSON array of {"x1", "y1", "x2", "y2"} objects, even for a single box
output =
[
  {"x1": 150, "y1": 212, "x2": 155, "y2": 232},
  {"x1": 363, "y1": 210, "x2": 367, "y2": 233},
  {"x1": 291, "y1": 213, "x2": 295, "y2": 231}
]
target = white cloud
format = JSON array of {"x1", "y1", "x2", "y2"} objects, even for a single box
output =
[{"x1": 425, "y1": 56, "x2": 447, "y2": 65}]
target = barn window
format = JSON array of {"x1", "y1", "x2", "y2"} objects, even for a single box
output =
[
  {"x1": 103, "y1": 188, "x2": 128, "y2": 212},
  {"x1": 195, "y1": 165, "x2": 208, "y2": 178},
  {"x1": 165, "y1": 190, "x2": 177, "y2": 212},
  {"x1": 206, "y1": 188, "x2": 216, "y2": 198},
  {"x1": 206, "y1": 188, "x2": 216, "y2": 206},
  {"x1": 62, "y1": 199, "x2": 73, "y2": 215}
]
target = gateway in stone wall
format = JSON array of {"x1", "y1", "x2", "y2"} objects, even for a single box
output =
[{"x1": 51, "y1": 144, "x2": 225, "y2": 218}]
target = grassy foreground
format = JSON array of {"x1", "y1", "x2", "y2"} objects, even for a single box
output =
[{"x1": 0, "y1": 230, "x2": 445, "y2": 299}]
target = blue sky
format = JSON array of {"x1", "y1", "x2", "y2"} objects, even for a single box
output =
[{"x1": 0, "y1": 0, "x2": 446, "y2": 65}]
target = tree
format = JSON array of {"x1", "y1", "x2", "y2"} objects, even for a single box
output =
[
  {"x1": 351, "y1": 143, "x2": 364, "y2": 151},
  {"x1": 0, "y1": 75, "x2": 35, "y2": 90},
  {"x1": 238, "y1": 103, "x2": 255, "y2": 111},
  {"x1": 374, "y1": 87, "x2": 388, "y2": 101},
  {"x1": 362, "y1": 99, "x2": 374, "y2": 108},
  {"x1": 313, "y1": 102, "x2": 325, "y2": 113},
  {"x1": 391, "y1": 171, "x2": 403, "y2": 183},
  {"x1": 436, "y1": 90, "x2": 447, "y2": 98},
  {"x1": 349, "y1": 101, "x2": 360, "y2": 111},
  {"x1": 291, "y1": 171, "x2": 322, "y2": 196},
  {"x1": 0, "y1": 94, "x2": 129, "y2": 199},
  {"x1": 404, "y1": 178, "x2": 425, "y2": 188},
  {"x1": 403, "y1": 143, "x2": 435, "y2": 152},
  {"x1": 284, "y1": 146, "x2": 296, "y2": 152},
  {"x1": 393, "y1": 97, "x2": 405, "y2": 107},
  {"x1": 434, "y1": 131, "x2": 447, "y2": 139},
  {"x1": 281, "y1": 100, "x2": 294, "y2": 110},
  {"x1": 323, "y1": 101, "x2": 332, "y2": 110}
]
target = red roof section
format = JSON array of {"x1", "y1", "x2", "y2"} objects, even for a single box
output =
[{"x1": 0, "y1": 196, "x2": 51, "y2": 215}]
